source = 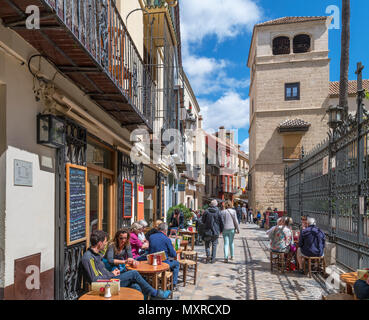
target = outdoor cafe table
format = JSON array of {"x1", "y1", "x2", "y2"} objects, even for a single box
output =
[
  {"x1": 340, "y1": 272, "x2": 358, "y2": 296},
  {"x1": 179, "y1": 230, "x2": 197, "y2": 250},
  {"x1": 126, "y1": 261, "x2": 170, "y2": 290},
  {"x1": 79, "y1": 287, "x2": 144, "y2": 300}
]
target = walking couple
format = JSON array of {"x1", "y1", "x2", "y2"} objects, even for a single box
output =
[{"x1": 201, "y1": 200, "x2": 240, "y2": 263}]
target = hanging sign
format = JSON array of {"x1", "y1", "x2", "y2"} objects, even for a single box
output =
[
  {"x1": 123, "y1": 179, "x2": 133, "y2": 219},
  {"x1": 178, "y1": 178, "x2": 186, "y2": 191},
  {"x1": 66, "y1": 164, "x2": 87, "y2": 246}
]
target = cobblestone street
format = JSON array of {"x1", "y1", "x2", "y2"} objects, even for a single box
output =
[{"x1": 174, "y1": 223, "x2": 328, "y2": 300}]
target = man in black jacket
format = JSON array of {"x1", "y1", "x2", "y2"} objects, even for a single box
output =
[{"x1": 202, "y1": 200, "x2": 224, "y2": 264}]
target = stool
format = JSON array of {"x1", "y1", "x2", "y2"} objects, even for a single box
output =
[
  {"x1": 322, "y1": 293, "x2": 355, "y2": 300},
  {"x1": 179, "y1": 258, "x2": 198, "y2": 287},
  {"x1": 303, "y1": 256, "x2": 326, "y2": 278},
  {"x1": 270, "y1": 251, "x2": 287, "y2": 273},
  {"x1": 182, "y1": 251, "x2": 197, "y2": 260}
]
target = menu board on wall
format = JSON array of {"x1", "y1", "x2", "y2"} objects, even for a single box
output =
[
  {"x1": 66, "y1": 164, "x2": 87, "y2": 246},
  {"x1": 123, "y1": 179, "x2": 133, "y2": 218}
]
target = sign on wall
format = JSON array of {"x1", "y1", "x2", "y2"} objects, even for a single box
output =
[
  {"x1": 137, "y1": 184, "x2": 144, "y2": 221},
  {"x1": 161, "y1": 181, "x2": 165, "y2": 218},
  {"x1": 14, "y1": 159, "x2": 33, "y2": 187},
  {"x1": 66, "y1": 164, "x2": 87, "y2": 246},
  {"x1": 123, "y1": 179, "x2": 133, "y2": 219}
]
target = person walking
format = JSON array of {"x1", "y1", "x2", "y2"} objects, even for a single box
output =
[
  {"x1": 202, "y1": 199, "x2": 224, "y2": 264},
  {"x1": 248, "y1": 209, "x2": 254, "y2": 224},
  {"x1": 221, "y1": 200, "x2": 240, "y2": 263},
  {"x1": 235, "y1": 203, "x2": 242, "y2": 224},
  {"x1": 241, "y1": 204, "x2": 247, "y2": 224}
]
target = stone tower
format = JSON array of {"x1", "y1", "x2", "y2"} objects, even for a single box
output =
[{"x1": 247, "y1": 16, "x2": 333, "y2": 212}]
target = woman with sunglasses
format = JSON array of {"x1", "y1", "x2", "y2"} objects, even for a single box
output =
[{"x1": 104, "y1": 229, "x2": 138, "y2": 271}]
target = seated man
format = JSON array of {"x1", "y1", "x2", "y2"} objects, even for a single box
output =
[
  {"x1": 297, "y1": 217, "x2": 325, "y2": 273},
  {"x1": 148, "y1": 223, "x2": 180, "y2": 290},
  {"x1": 82, "y1": 230, "x2": 171, "y2": 299},
  {"x1": 354, "y1": 277, "x2": 369, "y2": 300}
]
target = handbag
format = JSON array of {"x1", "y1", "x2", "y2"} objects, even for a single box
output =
[{"x1": 227, "y1": 209, "x2": 239, "y2": 234}]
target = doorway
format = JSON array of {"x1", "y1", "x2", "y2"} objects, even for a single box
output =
[{"x1": 87, "y1": 169, "x2": 113, "y2": 242}]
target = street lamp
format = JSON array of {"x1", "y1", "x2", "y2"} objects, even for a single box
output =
[
  {"x1": 327, "y1": 105, "x2": 344, "y2": 130},
  {"x1": 37, "y1": 113, "x2": 65, "y2": 148}
]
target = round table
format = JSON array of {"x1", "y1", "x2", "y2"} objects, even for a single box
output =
[
  {"x1": 127, "y1": 261, "x2": 170, "y2": 290},
  {"x1": 179, "y1": 231, "x2": 198, "y2": 251},
  {"x1": 79, "y1": 287, "x2": 144, "y2": 300}
]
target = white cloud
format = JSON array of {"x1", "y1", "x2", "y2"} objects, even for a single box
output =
[
  {"x1": 200, "y1": 91, "x2": 249, "y2": 131},
  {"x1": 183, "y1": 54, "x2": 250, "y2": 96},
  {"x1": 180, "y1": 0, "x2": 262, "y2": 45},
  {"x1": 241, "y1": 138, "x2": 249, "y2": 154}
]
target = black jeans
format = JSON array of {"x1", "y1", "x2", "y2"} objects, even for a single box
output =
[{"x1": 205, "y1": 235, "x2": 219, "y2": 261}]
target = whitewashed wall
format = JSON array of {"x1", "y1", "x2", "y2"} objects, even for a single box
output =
[{"x1": 0, "y1": 47, "x2": 55, "y2": 288}]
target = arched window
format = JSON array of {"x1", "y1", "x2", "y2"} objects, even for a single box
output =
[
  {"x1": 293, "y1": 34, "x2": 311, "y2": 53},
  {"x1": 272, "y1": 36, "x2": 290, "y2": 55}
]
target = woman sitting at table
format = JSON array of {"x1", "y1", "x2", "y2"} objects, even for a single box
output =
[
  {"x1": 268, "y1": 217, "x2": 293, "y2": 254},
  {"x1": 130, "y1": 223, "x2": 149, "y2": 260},
  {"x1": 104, "y1": 229, "x2": 138, "y2": 272}
]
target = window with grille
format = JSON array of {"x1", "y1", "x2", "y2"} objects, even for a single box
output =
[
  {"x1": 273, "y1": 36, "x2": 290, "y2": 55},
  {"x1": 293, "y1": 34, "x2": 311, "y2": 54}
]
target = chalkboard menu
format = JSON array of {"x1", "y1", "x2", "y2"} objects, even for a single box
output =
[
  {"x1": 123, "y1": 180, "x2": 133, "y2": 218},
  {"x1": 66, "y1": 164, "x2": 87, "y2": 246}
]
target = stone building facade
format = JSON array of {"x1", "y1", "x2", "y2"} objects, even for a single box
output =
[{"x1": 247, "y1": 16, "x2": 333, "y2": 213}]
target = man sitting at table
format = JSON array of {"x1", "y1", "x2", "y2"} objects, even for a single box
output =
[
  {"x1": 148, "y1": 223, "x2": 180, "y2": 290},
  {"x1": 82, "y1": 230, "x2": 171, "y2": 299},
  {"x1": 297, "y1": 217, "x2": 325, "y2": 274}
]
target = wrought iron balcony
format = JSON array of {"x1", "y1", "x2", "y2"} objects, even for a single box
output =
[{"x1": 1, "y1": 0, "x2": 156, "y2": 131}]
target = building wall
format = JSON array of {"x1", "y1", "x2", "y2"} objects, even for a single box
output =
[
  {"x1": 116, "y1": 0, "x2": 144, "y2": 59},
  {"x1": 248, "y1": 20, "x2": 331, "y2": 213},
  {"x1": 0, "y1": 44, "x2": 55, "y2": 298}
]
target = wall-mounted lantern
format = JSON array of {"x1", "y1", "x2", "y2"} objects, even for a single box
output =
[
  {"x1": 327, "y1": 105, "x2": 344, "y2": 130},
  {"x1": 37, "y1": 113, "x2": 65, "y2": 148}
]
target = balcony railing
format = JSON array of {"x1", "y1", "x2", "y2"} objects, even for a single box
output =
[{"x1": 1, "y1": 0, "x2": 156, "y2": 131}]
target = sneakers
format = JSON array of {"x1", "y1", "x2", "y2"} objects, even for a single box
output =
[
  {"x1": 230, "y1": 256, "x2": 234, "y2": 261},
  {"x1": 155, "y1": 289, "x2": 172, "y2": 299},
  {"x1": 210, "y1": 259, "x2": 216, "y2": 264},
  {"x1": 224, "y1": 258, "x2": 228, "y2": 263},
  {"x1": 205, "y1": 257, "x2": 211, "y2": 264}
]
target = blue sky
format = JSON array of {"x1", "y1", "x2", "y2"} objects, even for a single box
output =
[{"x1": 179, "y1": 0, "x2": 369, "y2": 153}]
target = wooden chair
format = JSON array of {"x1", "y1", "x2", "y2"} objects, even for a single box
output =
[
  {"x1": 303, "y1": 256, "x2": 326, "y2": 278},
  {"x1": 160, "y1": 271, "x2": 174, "y2": 299},
  {"x1": 179, "y1": 252, "x2": 198, "y2": 287},
  {"x1": 270, "y1": 251, "x2": 287, "y2": 273}
]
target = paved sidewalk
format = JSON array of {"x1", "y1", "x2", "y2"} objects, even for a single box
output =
[{"x1": 174, "y1": 223, "x2": 328, "y2": 300}]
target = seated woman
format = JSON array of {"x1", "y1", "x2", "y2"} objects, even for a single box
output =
[
  {"x1": 130, "y1": 223, "x2": 149, "y2": 260},
  {"x1": 268, "y1": 217, "x2": 293, "y2": 254},
  {"x1": 104, "y1": 229, "x2": 138, "y2": 272},
  {"x1": 168, "y1": 209, "x2": 184, "y2": 236}
]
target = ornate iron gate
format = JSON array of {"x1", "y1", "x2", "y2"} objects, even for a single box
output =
[
  {"x1": 285, "y1": 63, "x2": 369, "y2": 271},
  {"x1": 55, "y1": 118, "x2": 87, "y2": 300}
]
